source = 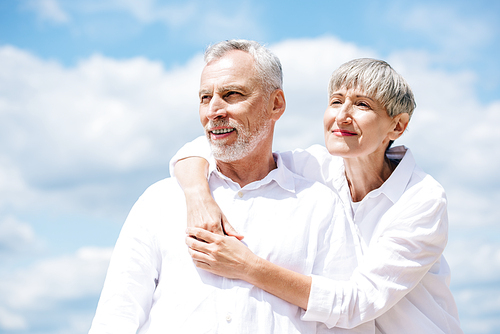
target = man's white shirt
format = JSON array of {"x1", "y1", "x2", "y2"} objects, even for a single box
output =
[{"x1": 89, "y1": 154, "x2": 369, "y2": 333}]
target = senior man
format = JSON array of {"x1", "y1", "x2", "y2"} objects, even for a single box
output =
[{"x1": 89, "y1": 40, "x2": 365, "y2": 333}]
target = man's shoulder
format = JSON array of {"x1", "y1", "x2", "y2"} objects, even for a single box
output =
[
  {"x1": 124, "y1": 177, "x2": 186, "y2": 231},
  {"x1": 143, "y1": 177, "x2": 181, "y2": 192}
]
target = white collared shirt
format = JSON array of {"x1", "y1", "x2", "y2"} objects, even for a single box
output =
[
  {"x1": 278, "y1": 144, "x2": 463, "y2": 334},
  {"x1": 170, "y1": 137, "x2": 463, "y2": 334},
  {"x1": 90, "y1": 154, "x2": 358, "y2": 334}
]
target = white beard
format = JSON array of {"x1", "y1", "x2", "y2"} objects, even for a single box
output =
[{"x1": 206, "y1": 115, "x2": 271, "y2": 163}]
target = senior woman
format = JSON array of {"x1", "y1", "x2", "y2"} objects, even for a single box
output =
[{"x1": 171, "y1": 58, "x2": 463, "y2": 333}]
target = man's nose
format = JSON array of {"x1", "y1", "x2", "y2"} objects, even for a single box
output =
[{"x1": 206, "y1": 95, "x2": 227, "y2": 120}]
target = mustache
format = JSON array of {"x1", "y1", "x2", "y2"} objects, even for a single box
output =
[{"x1": 205, "y1": 119, "x2": 238, "y2": 130}]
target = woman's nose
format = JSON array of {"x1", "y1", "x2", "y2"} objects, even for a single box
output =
[{"x1": 336, "y1": 104, "x2": 352, "y2": 124}]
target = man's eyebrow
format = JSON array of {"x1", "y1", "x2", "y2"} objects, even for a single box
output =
[
  {"x1": 199, "y1": 85, "x2": 247, "y2": 97},
  {"x1": 216, "y1": 84, "x2": 245, "y2": 94},
  {"x1": 199, "y1": 88, "x2": 212, "y2": 97}
]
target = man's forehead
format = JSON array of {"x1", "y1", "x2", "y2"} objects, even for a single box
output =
[{"x1": 200, "y1": 52, "x2": 257, "y2": 85}]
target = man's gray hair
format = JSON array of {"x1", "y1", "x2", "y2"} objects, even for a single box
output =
[
  {"x1": 204, "y1": 39, "x2": 283, "y2": 94},
  {"x1": 328, "y1": 58, "x2": 416, "y2": 118}
]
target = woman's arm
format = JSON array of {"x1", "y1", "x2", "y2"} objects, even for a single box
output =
[
  {"x1": 175, "y1": 157, "x2": 241, "y2": 238},
  {"x1": 185, "y1": 227, "x2": 311, "y2": 310},
  {"x1": 304, "y1": 188, "x2": 450, "y2": 329},
  {"x1": 170, "y1": 137, "x2": 338, "y2": 236},
  {"x1": 171, "y1": 137, "x2": 242, "y2": 238},
  {"x1": 186, "y1": 188, "x2": 450, "y2": 330}
]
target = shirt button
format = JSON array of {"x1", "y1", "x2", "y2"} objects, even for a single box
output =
[
  {"x1": 237, "y1": 191, "x2": 243, "y2": 198},
  {"x1": 226, "y1": 313, "x2": 232, "y2": 322}
]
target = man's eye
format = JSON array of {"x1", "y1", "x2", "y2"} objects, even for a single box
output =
[
  {"x1": 225, "y1": 91, "x2": 240, "y2": 98},
  {"x1": 200, "y1": 95, "x2": 211, "y2": 103}
]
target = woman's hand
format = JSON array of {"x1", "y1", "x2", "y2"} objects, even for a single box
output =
[
  {"x1": 186, "y1": 227, "x2": 311, "y2": 310},
  {"x1": 176, "y1": 156, "x2": 243, "y2": 239},
  {"x1": 184, "y1": 190, "x2": 243, "y2": 240},
  {"x1": 186, "y1": 227, "x2": 257, "y2": 280}
]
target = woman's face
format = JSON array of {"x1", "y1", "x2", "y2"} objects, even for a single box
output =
[{"x1": 323, "y1": 87, "x2": 400, "y2": 159}]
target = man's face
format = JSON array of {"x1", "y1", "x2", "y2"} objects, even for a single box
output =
[{"x1": 199, "y1": 50, "x2": 272, "y2": 162}]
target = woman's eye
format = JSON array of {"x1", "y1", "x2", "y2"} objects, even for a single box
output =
[
  {"x1": 330, "y1": 100, "x2": 342, "y2": 105},
  {"x1": 358, "y1": 101, "x2": 370, "y2": 108}
]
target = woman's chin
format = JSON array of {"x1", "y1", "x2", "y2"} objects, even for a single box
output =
[{"x1": 325, "y1": 140, "x2": 356, "y2": 157}]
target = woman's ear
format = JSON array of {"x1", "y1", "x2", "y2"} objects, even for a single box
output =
[
  {"x1": 388, "y1": 113, "x2": 410, "y2": 140},
  {"x1": 269, "y1": 89, "x2": 286, "y2": 121}
]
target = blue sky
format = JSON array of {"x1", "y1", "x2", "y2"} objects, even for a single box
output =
[{"x1": 0, "y1": 0, "x2": 499, "y2": 333}]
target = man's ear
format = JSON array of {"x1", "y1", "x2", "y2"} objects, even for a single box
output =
[
  {"x1": 388, "y1": 113, "x2": 410, "y2": 140},
  {"x1": 269, "y1": 89, "x2": 286, "y2": 121}
]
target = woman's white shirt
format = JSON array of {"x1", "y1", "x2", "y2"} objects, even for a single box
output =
[{"x1": 279, "y1": 144, "x2": 462, "y2": 334}]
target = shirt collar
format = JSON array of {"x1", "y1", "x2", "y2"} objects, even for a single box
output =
[
  {"x1": 332, "y1": 145, "x2": 415, "y2": 204},
  {"x1": 209, "y1": 153, "x2": 296, "y2": 193},
  {"x1": 372, "y1": 145, "x2": 415, "y2": 203}
]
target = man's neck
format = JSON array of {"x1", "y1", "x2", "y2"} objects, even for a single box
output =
[{"x1": 215, "y1": 151, "x2": 277, "y2": 188}]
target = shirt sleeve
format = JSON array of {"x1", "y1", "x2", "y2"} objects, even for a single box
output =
[
  {"x1": 277, "y1": 144, "x2": 343, "y2": 186},
  {"x1": 89, "y1": 193, "x2": 161, "y2": 333},
  {"x1": 168, "y1": 138, "x2": 342, "y2": 184},
  {"x1": 303, "y1": 185, "x2": 449, "y2": 329},
  {"x1": 168, "y1": 136, "x2": 213, "y2": 177},
  {"x1": 304, "y1": 194, "x2": 354, "y2": 326}
]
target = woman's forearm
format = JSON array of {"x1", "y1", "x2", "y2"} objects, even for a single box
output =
[
  {"x1": 174, "y1": 157, "x2": 210, "y2": 193},
  {"x1": 176, "y1": 158, "x2": 242, "y2": 238},
  {"x1": 245, "y1": 256, "x2": 312, "y2": 310},
  {"x1": 186, "y1": 227, "x2": 311, "y2": 309}
]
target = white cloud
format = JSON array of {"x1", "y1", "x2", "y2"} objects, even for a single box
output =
[
  {"x1": 0, "y1": 306, "x2": 27, "y2": 331},
  {"x1": 446, "y1": 238, "x2": 500, "y2": 286},
  {"x1": 0, "y1": 247, "x2": 112, "y2": 332},
  {"x1": 452, "y1": 282, "x2": 500, "y2": 334},
  {"x1": 0, "y1": 45, "x2": 204, "y2": 216},
  {"x1": 0, "y1": 216, "x2": 37, "y2": 257},
  {"x1": 1, "y1": 246, "x2": 112, "y2": 309}
]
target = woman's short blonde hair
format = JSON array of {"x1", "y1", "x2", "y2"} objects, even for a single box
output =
[{"x1": 328, "y1": 58, "x2": 416, "y2": 119}]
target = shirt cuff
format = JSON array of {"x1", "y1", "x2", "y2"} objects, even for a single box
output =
[{"x1": 301, "y1": 275, "x2": 341, "y2": 328}]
